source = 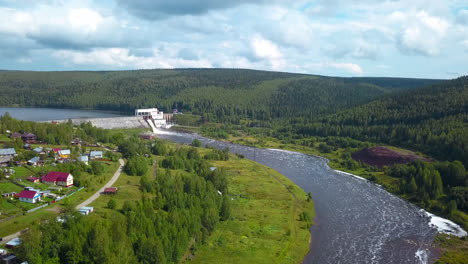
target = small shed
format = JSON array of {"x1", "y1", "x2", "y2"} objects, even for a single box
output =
[
  {"x1": 28, "y1": 156, "x2": 40, "y2": 166},
  {"x1": 2, "y1": 254, "x2": 17, "y2": 264},
  {"x1": 89, "y1": 151, "x2": 103, "y2": 159},
  {"x1": 79, "y1": 206, "x2": 94, "y2": 215},
  {"x1": 103, "y1": 187, "x2": 118, "y2": 194},
  {"x1": 33, "y1": 147, "x2": 44, "y2": 154},
  {"x1": 11, "y1": 132, "x2": 22, "y2": 138},
  {"x1": 27, "y1": 177, "x2": 40, "y2": 183},
  {"x1": 57, "y1": 149, "x2": 71, "y2": 159},
  {"x1": 78, "y1": 156, "x2": 89, "y2": 165},
  {"x1": 0, "y1": 156, "x2": 12, "y2": 167},
  {"x1": 5, "y1": 237, "x2": 21, "y2": 249}
]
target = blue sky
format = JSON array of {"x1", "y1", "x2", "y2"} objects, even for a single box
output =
[{"x1": 0, "y1": 0, "x2": 467, "y2": 78}]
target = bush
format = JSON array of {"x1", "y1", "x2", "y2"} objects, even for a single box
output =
[{"x1": 107, "y1": 199, "x2": 117, "y2": 210}]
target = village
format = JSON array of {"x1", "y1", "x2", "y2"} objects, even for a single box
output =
[{"x1": 0, "y1": 130, "x2": 121, "y2": 263}]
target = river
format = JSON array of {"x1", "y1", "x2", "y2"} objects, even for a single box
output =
[
  {"x1": 155, "y1": 130, "x2": 465, "y2": 264},
  {"x1": 0, "y1": 107, "x2": 463, "y2": 263},
  {"x1": 0, "y1": 107, "x2": 125, "y2": 121}
]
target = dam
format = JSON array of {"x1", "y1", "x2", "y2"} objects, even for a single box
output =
[{"x1": 49, "y1": 108, "x2": 173, "y2": 132}]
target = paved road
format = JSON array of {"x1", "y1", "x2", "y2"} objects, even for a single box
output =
[{"x1": 75, "y1": 158, "x2": 124, "y2": 209}]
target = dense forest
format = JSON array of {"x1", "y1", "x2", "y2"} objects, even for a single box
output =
[
  {"x1": 289, "y1": 76, "x2": 468, "y2": 167},
  {"x1": 0, "y1": 69, "x2": 441, "y2": 120}
]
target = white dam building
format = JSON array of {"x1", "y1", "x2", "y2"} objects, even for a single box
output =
[{"x1": 135, "y1": 108, "x2": 172, "y2": 130}]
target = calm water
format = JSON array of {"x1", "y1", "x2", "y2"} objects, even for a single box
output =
[
  {"x1": 157, "y1": 131, "x2": 438, "y2": 264},
  {"x1": 0, "y1": 107, "x2": 125, "y2": 121}
]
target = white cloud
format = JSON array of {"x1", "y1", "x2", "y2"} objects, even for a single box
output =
[
  {"x1": 53, "y1": 48, "x2": 213, "y2": 69},
  {"x1": 328, "y1": 62, "x2": 363, "y2": 75},
  {"x1": 397, "y1": 11, "x2": 449, "y2": 56},
  {"x1": 250, "y1": 35, "x2": 286, "y2": 70}
]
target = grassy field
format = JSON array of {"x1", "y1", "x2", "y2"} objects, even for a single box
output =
[
  {"x1": 0, "y1": 160, "x2": 120, "y2": 237},
  {"x1": 434, "y1": 234, "x2": 468, "y2": 264},
  {"x1": 185, "y1": 156, "x2": 314, "y2": 264},
  {"x1": 85, "y1": 141, "x2": 315, "y2": 264}
]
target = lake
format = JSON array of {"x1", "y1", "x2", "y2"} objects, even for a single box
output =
[{"x1": 0, "y1": 107, "x2": 126, "y2": 121}]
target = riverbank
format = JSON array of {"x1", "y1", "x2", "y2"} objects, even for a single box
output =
[
  {"x1": 82, "y1": 139, "x2": 314, "y2": 264},
  {"x1": 182, "y1": 154, "x2": 314, "y2": 264},
  {"x1": 192, "y1": 128, "x2": 468, "y2": 263}
]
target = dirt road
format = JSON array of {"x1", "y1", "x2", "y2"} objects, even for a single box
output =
[{"x1": 75, "y1": 158, "x2": 124, "y2": 209}]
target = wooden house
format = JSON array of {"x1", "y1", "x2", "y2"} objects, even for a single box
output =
[
  {"x1": 42, "y1": 171, "x2": 73, "y2": 187},
  {"x1": 21, "y1": 133, "x2": 37, "y2": 143}
]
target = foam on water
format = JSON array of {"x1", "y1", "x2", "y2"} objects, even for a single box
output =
[
  {"x1": 334, "y1": 169, "x2": 368, "y2": 181},
  {"x1": 152, "y1": 128, "x2": 177, "y2": 135},
  {"x1": 422, "y1": 210, "x2": 468, "y2": 237},
  {"x1": 415, "y1": 249, "x2": 429, "y2": 264}
]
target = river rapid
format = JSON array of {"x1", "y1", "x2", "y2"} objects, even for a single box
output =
[{"x1": 156, "y1": 130, "x2": 457, "y2": 264}]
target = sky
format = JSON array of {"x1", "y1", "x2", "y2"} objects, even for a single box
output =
[{"x1": 0, "y1": 0, "x2": 467, "y2": 78}]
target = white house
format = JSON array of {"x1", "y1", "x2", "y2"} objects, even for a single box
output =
[{"x1": 18, "y1": 190, "x2": 41, "y2": 203}]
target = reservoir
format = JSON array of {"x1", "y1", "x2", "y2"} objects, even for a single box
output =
[{"x1": 0, "y1": 107, "x2": 125, "y2": 121}]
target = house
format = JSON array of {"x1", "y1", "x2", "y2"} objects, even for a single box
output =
[
  {"x1": 33, "y1": 147, "x2": 44, "y2": 154},
  {"x1": 78, "y1": 155, "x2": 89, "y2": 165},
  {"x1": 21, "y1": 133, "x2": 37, "y2": 143},
  {"x1": 10, "y1": 132, "x2": 22, "y2": 139},
  {"x1": 5, "y1": 238, "x2": 21, "y2": 249},
  {"x1": 0, "y1": 156, "x2": 12, "y2": 167},
  {"x1": 18, "y1": 190, "x2": 41, "y2": 203},
  {"x1": 27, "y1": 156, "x2": 40, "y2": 166},
  {"x1": 2, "y1": 254, "x2": 17, "y2": 264},
  {"x1": 57, "y1": 149, "x2": 71, "y2": 159},
  {"x1": 0, "y1": 148, "x2": 16, "y2": 157},
  {"x1": 27, "y1": 177, "x2": 40, "y2": 183},
  {"x1": 103, "y1": 187, "x2": 118, "y2": 194},
  {"x1": 89, "y1": 151, "x2": 103, "y2": 159},
  {"x1": 23, "y1": 144, "x2": 31, "y2": 150},
  {"x1": 52, "y1": 148, "x2": 61, "y2": 153},
  {"x1": 42, "y1": 171, "x2": 73, "y2": 187}
]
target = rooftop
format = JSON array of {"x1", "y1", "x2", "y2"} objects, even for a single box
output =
[{"x1": 0, "y1": 148, "x2": 16, "y2": 156}]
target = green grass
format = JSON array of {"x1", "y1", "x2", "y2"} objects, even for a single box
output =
[
  {"x1": 434, "y1": 234, "x2": 468, "y2": 264},
  {"x1": 0, "y1": 182, "x2": 22, "y2": 193},
  {"x1": 185, "y1": 156, "x2": 314, "y2": 264},
  {"x1": 0, "y1": 134, "x2": 12, "y2": 142},
  {"x1": 0, "y1": 160, "x2": 120, "y2": 238}
]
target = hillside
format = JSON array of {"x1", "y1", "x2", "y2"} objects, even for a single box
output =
[
  {"x1": 0, "y1": 69, "x2": 441, "y2": 122},
  {"x1": 291, "y1": 76, "x2": 468, "y2": 166}
]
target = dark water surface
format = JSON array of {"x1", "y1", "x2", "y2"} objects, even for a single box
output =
[
  {"x1": 157, "y1": 131, "x2": 437, "y2": 264},
  {"x1": 0, "y1": 107, "x2": 125, "y2": 121}
]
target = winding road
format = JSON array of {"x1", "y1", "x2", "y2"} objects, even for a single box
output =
[{"x1": 75, "y1": 158, "x2": 124, "y2": 209}]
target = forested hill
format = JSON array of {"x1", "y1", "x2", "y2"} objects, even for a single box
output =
[
  {"x1": 0, "y1": 69, "x2": 442, "y2": 121},
  {"x1": 293, "y1": 76, "x2": 468, "y2": 166}
]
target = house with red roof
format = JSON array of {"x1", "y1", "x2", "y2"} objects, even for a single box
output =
[
  {"x1": 42, "y1": 171, "x2": 74, "y2": 187},
  {"x1": 18, "y1": 190, "x2": 41, "y2": 203}
]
